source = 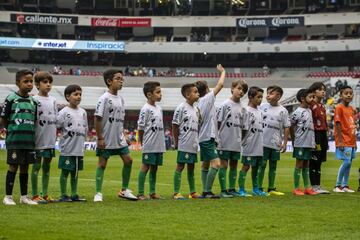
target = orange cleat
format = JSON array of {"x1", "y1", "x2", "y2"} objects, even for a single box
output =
[
  {"x1": 292, "y1": 188, "x2": 305, "y2": 196},
  {"x1": 304, "y1": 188, "x2": 319, "y2": 195}
]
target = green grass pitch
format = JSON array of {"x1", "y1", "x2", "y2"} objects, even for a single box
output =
[{"x1": 0, "y1": 150, "x2": 359, "y2": 240}]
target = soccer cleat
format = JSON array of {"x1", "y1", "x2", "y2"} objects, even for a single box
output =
[
  {"x1": 228, "y1": 189, "x2": 241, "y2": 197},
  {"x1": 20, "y1": 195, "x2": 38, "y2": 205},
  {"x1": 118, "y1": 189, "x2": 138, "y2": 201},
  {"x1": 304, "y1": 188, "x2": 319, "y2": 195},
  {"x1": 268, "y1": 188, "x2": 285, "y2": 196},
  {"x1": 71, "y1": 195, "x2": 87, "y2": 202},
  {"x1": 93, "y1": 192, "x2": 103, "y2": 202},
  {"x1": 238, "y1": 189, "x2": 252, "y2": 197},
  {"x1": 314, "y1": 186, "x2": 330, "y2": 194},
  {"x1": 252, "y1": 188, "x2": 269, "y2": 197},
  {"x1": 59, "y1": 195, "x2": 73, "y2": 202},
  {"x1": 42, "y1": 195, "x2": 57, "y2": 203},
  {"x1": 342, "y1": 186, "x2": 355, "y2": 193},
  {"x1": 3, "y1": 195, "x2": 16, "y2": 205},
  {"x1": 202, "y1": 192, "x2": 220, "y2": 199},
  {"x1": 220, "y1": 191, "x2": 234, "y2": 198},
  {"x1": 137, "y1": 194, "x2": 147, "y2": 201},
  {"x1": 188, "y1": 192, "x2": 203, "y2": 199},
  {"x1": 173, "y1": 193, "x2": 186, "y2": 200},
  {"x1": 292, "y1": 188, "x2": 305, "y2": 196},
  {"x1": 333, "y1": 186, "x2": 345, "y2": 193},
  {"x1": 150, "y1": 193, "x2": 165, "y2": 200},
  {"x1": 32, "y1": 195, "x2": 47, "y2": 204}
]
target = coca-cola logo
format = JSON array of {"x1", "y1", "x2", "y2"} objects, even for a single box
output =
[
  {"x1": 92, "y1": 18, "x2": 118, "y2": 27},
  {"x1": 16, "y1": 14, "x2": 25, "y2": 23}
]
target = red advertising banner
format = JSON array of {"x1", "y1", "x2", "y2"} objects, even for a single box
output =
[
  {"x1": 91, "y1": 17, "x2": 118, "y2": 27},
  {"x1": 118, "y1": 18, "x2": 151, "y2": 27},
  {"x1": 91, "y1": 18, "x2": 151, "y2": 27}
]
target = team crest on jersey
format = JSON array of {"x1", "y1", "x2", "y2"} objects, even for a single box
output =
[
  {"x1": 144, "y1": 154, "x2": 149, "y2": 160},
  {"x1": 298, "y1": 150, "x2": 303, "y2": 156},
  {"x1": 345, "y1": 151, "x2": 351, "y2": 157},
  {"x1": 11, "y1": 151, "x2": 17, "y2": 160},
  {"x1": 185, "y1": 153, "x2": 189, "y2": 159},
  {"x1": 219, "y1": 151, "x2": 223, "y2": 155},
  {"x1": 247, "y1": 156, "x2": 251, "y2": 161},
  {"x1": 65, "y1": 159, "x2": 70, "y2": 165}
]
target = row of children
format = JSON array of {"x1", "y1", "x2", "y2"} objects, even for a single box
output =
[{"x1": 1, "y1": 66, "x2": 358, "y2": 205}]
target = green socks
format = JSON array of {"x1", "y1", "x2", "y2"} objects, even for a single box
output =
[
  {"x1": 187, "y1": 169, "x2": 196, "y2": 194},
  {"x1": 138, "y1": 171, "x2": 147, "y2": 195},
  {"x1": 201, "y1": 170, "x2": 208, "y2": 192},
  {"x1": 257, "y1": 163, "x2": 266, "y2": 189},
  {"x1": 122, "y1": 164, "x2": 132, "y2": 190},
  {"x1": 229, "y1": 168, "x2": 237, "y2": 190},
  {"x1": 149, "y1": 171, "x2": 157, "y2": 194},
  {"x1": 218, "y1": 167, "x2": 227, "y2": 191},
  {"x1": 268, "y1": 161, "x2": 277, "y2": 190},
  {"x1": 205, "y1": 168, "x2": 218, "y2": 192},
  {"x1": 95, "y1": 167, "x2": 105, "y2": 193},
  {"x1": 31, "y1": 162, "x2": 41, "y2": 196},
  {"x1": 251, "y1": 166, "x2": 259, "y2": 189},
  {"x1": 302, "y1": 168, "x2": 310, "y2": 188},
  {"x1": 41, "y1": 162, "x2": 50, "y2": 196},
  {"x1": 60, "y1": 170, "x2": 70, "y2": 196},
  {"x1": 70, "y1": 171, "x2": 78, "y2": 197},
  {"x1": 238, "y1": 170, "x2": 247, "y2": 189},
  {"x1": 173, "y1": 171, "x2": 182, "y2": 193},
  {"x1": 294, "y1": 168, "x2": 302, "y2": 189}
]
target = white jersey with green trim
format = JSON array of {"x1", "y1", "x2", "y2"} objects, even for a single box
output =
[
  {"x1": 217, "y1": 99, "x2": 247, "y2": 152},
  {"x1": 95, "y1": 91, "x2": 127, "y2": 149},
  {"x1": 138, "y1": 103, "x2": 166, "y2": 153},
  {"x1": 260, "y1": 103, "x2": 290, "y2": 150},
  {"x1": 197, "y1": 91, "x2": 218, "y2": 142},
  {"x1": 242, "y1": 106, "x2": 263, "y2": 157},
  {"x1": 33, "y1": 95, "x2": 57, "y2": 150},
  {"x1": 290, "y1": 107, "x2": 315, "y2": 148},
  {"x1": 57, "y1": 106, "x2": 88, "y2": 156},
  {"x1": 172, "y1": 102, "x2": 200, "y2": 154}
]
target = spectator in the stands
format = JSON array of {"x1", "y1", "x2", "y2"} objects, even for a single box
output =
[
  {"x1": 76, "y1": 67, "x2": 82, "y2": 76},
  {"x1": 53, "y1": 65, "x2": 59, "y2": 75},
  {"x1": 125, "y1": 66, "x2": 130, "y2": 76}
]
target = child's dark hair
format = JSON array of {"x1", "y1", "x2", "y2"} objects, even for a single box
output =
[
  {"x1": 195, "y1": 80, "x2": 208, "y2": 97},
  {"x1": 308, "y1": 82, "x2": 326, "y2": 93},
  {"x1": 181, "y1": 83, "x2": 196, "y2": 98},
  {"x1": 267, "y1": 85, "x2": 283, "y2": 97},
  {"x1": 103, "y1": 69, "x2": 123, "y2": 87},
  {"x1": 143, "y1": 81, "x2": 160, "y2": 98},
  {"x1": 339, "y1": 85, "x2": 352, "y2": 94},
  {"x1": 248, "y1": 86, "x2": 264, "y2": 99},
  {"x1": 16, "y1": 69, "x2": 33, "y2": 82},
  {"x1": 231, "y1": 80, "x2": 248, "y2": 94},
  {"x1": 34, "y1": 71, "x2": 53, "y2": 85},
  {"x1": 296, "y1": 88, "x2": 313, "y2": 102},
  {"x1": 64, "y1": 84, "x2": 82, "y2": 102}
]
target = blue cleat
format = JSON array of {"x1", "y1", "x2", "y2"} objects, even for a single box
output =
[
  {"x1": 238, "y1": 188, "x2": 252, "y2": 197},
  {"x1": 252, "y1": 188, "x2": 269, "y2": 197}
]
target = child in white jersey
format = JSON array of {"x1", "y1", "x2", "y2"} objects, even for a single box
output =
[
  {"x1": 238, "y1": 86, "x2": 268, "y2": 197},
  {"x1": 258, "y1": 85, "x2": 290, "y2": 196},
  {"x1": 217, "y1": 79, "x2": 248, "y2": 198},
  {"x1": 137, "y1": 81, "x2": 166, "y2": 200},
  {"x1": 172, "y1": 83, "x2": 201, "y2": 199},
  {"x1": 195, "y1": 64, "x2": 226, "y2": 199},
  {"x1": 57, "y1": 84, "x2": 88, "y2": 202},
  {"x1": 31, "y1": 71, "x2": 57, "y2": 203},
  {"x1": 290, "y1": 89, "x2": 318, "y2": 196},
  {"x1": 94, "y1": 70, "x2": 137, "y2": 202}
]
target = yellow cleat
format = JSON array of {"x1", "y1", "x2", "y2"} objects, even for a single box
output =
[{"x1": 269, "y1": 190, "x2": 285, "y2": 196}]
